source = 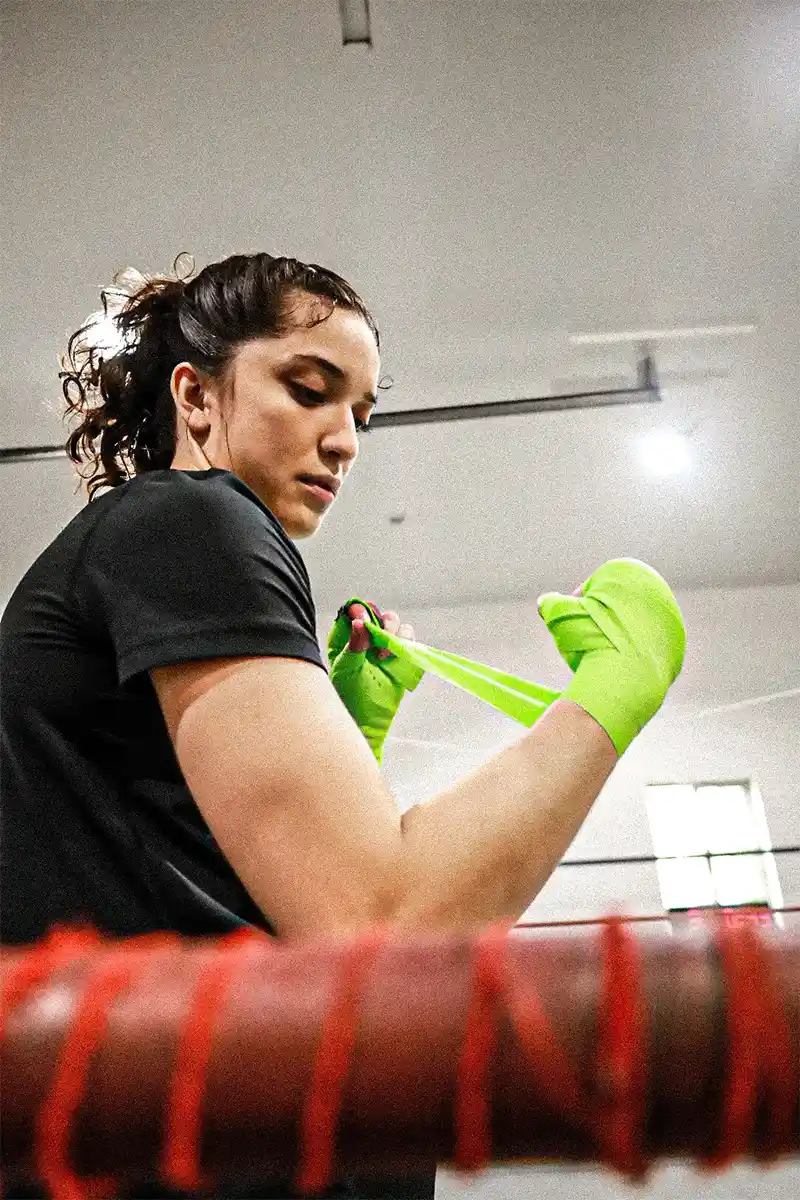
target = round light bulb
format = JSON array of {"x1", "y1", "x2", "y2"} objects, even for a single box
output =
[{"x1": 637, "y1": 429, "x2": 692, "y2": 476}]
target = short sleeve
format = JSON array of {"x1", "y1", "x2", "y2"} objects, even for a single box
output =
[{"x1": 78, "y1": 470, "x2": 327, "y2": 684}]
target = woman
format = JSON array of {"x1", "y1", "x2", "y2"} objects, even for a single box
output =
[{"x1": 0, "y1": 251, "x2": 684, "y2": 1198}]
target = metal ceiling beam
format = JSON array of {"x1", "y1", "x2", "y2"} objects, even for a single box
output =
[
  {"x1": 0, "y1": 445, "x2": 68, "y2": 465},
  {"x1": 0, "y1": 355, "x2": 660, "y2": 464},
  {"x1": 370, "y1": 352, "x2": 660, "y2": 429}
]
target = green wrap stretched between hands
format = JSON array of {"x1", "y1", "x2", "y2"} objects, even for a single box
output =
[{"x1": 328, "y1": 558, "x2": 686, "y2": 764}]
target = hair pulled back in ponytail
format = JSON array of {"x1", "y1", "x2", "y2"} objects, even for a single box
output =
[{"x1": 60, "y1": 251, "x2": 380, "y2": 499}]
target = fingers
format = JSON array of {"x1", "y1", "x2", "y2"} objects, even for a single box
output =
[
  {"x1": 373, "y1": 611, "x2": 416, "y2": 656},
  {"x1": 345, "y1": 603, "x2": 414, "y2": 659},
  {"x1": 346, "y1": 602, "x2": 391, "y2": 658}
]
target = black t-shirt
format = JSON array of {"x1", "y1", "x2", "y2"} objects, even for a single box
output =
[
  {"x1": 0, "y1": 468, "x2": 329, "y2": 945},
  {"x1": 0, "y1": 468, "x2": 438, "y2": 1199}
]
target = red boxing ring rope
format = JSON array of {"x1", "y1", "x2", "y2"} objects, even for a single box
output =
[{"x1": 2, "y1": 916, "x2": 799, "y2": 1198}]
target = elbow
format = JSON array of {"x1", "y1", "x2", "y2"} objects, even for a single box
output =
[{"x1": 272, "y1": 869, "x2": 405, "y2": 943}]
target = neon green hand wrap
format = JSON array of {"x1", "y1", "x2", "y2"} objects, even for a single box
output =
[
  {"x1": 537, "y1": 558, "x2": 686, "y2": 755},
  {"x1": 328, "y1": 560, "x2": 685, "y2": 764},
  {"x1": 328, "y1": 597, "x2": 425, "y2": 766}
]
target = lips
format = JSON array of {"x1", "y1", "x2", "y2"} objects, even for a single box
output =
[
  {"x1": 299, "y1": 478, "x2": 336, "y2": 504},
  {"x1": 298, "y1": 475, "x2": 340, "y2": 497}
]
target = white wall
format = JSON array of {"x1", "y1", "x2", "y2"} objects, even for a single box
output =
[{"x1": 316, "y1": 582, "x2": 800, "y2": 1200}]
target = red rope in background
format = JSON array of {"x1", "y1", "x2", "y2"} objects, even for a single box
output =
[{"x1": 1, "y1": 915, "x2": 797, "y2": 1199}]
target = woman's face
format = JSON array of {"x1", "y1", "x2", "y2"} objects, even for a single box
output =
[{"x1": 170, "y1": 291, "x2": 380, "y2": 539}]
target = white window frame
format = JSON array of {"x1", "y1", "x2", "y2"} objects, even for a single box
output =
[{"x1": 645, "y1": 779, "x2": 785, "y2": 928}]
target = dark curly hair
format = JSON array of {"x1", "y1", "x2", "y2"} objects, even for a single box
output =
[{"x1": 60, "y1": 251, "x2": 381, "y2": 499}]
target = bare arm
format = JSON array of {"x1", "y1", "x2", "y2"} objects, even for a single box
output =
[
  {"x1": 395, "y1": 699, "x2": 616, "y2": 929},
  {"x1": 152, "y1": 657, "x2": 615, "y2": 939}
]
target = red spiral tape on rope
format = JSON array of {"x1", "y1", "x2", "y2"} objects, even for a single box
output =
[
  {"x1": 706, "y1": 918, "x2": 766, "y2": 1168},
  {"x1": 0, "y1": 928, "x2": 104, "y2": 1200},
  {"x1": 754, "y1": 929, "x2": 798, "y2": 1160},
  {"x1": 453, "y1": 921, "x2": 514, "y2": 1172},
  {"x1": 0, "y1": 928, "x2": 100, "y2": 1023},
  {"x1": 498, "y1": 935, "x2": 591, "y2": 1124},
  {"x1": 294, "y1": 928, "x2": 389, "y2": 1195},
  {"x1": 452, "y1": 917, "x2": 648, "y2": 1179},
  {"x1": 161, "y1": 926, "x2": 266, "y2": 1192},
  {"x1": 497, "y1": 918, "x2": 648, "y2": 1177},
  {"x1": 595, "y1": 918, "x2": 647, "y2": 1178},
  {"x1": 703, "y1": 918, "x2": 798, "y2": 1171},
  {"x1": 34, "y1": 936, "x2": 176, "y2": 1200}
]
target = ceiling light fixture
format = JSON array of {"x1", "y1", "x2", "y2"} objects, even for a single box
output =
[
  {"x1": 338, "y1": 0, "x2": 372, "y2": 46},
  {"x1": 637, "y1": 428, "x2": 693, "y2": 476}
]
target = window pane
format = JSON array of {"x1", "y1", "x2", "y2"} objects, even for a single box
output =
[
  {"x1": 697, "y1": 784, "x2": 761, "y2": 854},
  {"x1": 711, "y1": 854, "x2": 769, "y2": 906},
  {"x1": 646, "y1": 785, "x2": 707, "y2": 857},
  {"x1": 656, "y1": 856, "x2": 715, "y2": 910}
]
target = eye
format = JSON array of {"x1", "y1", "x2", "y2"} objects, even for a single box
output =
[
  {"x1": 292, "y1": 383, "x2": 326, "y2": 404},
  {"x1": 291, "y1": 383, "x2": 372, "y2": 434}
]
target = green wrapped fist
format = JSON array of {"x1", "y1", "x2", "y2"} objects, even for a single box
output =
[{"x1": 537, "y1": 559, "x2": 686, "y2": 756}]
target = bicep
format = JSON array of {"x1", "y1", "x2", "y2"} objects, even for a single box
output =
[{"x1": 151, "y1": 655, "x2": 404, "y2": 939}]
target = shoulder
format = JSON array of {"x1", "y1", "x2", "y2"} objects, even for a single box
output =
[
  {"x1": 90, "y1": 469, "x2": 290, "y2": 551},
  {"x1": 81, "y1": 468, "x2": 313, "y2": 594},
  {"x1": 103, "y1": 468, "x2": 272, "y2": 522},
  {"x1": 72, "y1": 470, "x2": 323, "y2": 675}
]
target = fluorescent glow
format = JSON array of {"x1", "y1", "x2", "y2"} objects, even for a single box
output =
[{"x1": 637, "y1": 429, "x2": 692, "y2": 475}]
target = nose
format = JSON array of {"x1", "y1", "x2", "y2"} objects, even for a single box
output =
[{"x1": 321, "y1": 407, "x2": 361, "y2": 469}]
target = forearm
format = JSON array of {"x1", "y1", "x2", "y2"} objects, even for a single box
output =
[{"x1": 391, "y1": 699, "x2": 617, "y2": 930}]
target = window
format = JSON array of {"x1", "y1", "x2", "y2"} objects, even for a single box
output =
[{"x1": 644, "y1": 781, "x2": 784, "y2": 925}]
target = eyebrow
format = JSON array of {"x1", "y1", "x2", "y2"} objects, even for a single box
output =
[{"x1": 287, "y1": 353, "x2": 378, "y2": 407}]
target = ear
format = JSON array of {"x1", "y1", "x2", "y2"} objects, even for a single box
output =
[{"x1": 170, "y1": 361, "x2": 212, "y2": 435}]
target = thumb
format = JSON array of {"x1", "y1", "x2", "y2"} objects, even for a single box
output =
[{"x1": 347, "y1": 618, "x2": 371, "y2": 654}]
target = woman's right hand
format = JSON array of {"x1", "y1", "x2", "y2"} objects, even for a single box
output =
[{"x1": 537, "y1": 558, "x2": 686, "y2": 756}]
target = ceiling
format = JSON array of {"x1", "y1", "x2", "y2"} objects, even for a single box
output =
[{"x1": 2, "y1": 0, "x2": 798, "y2": 612}]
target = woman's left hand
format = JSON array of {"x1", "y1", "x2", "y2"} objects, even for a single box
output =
[
  {"x1": 327, "y1": 598, "x2": 423, "y2": 766},
  {"x1": 345, "y1": 602, "x2": 415, "y2": 657}
]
